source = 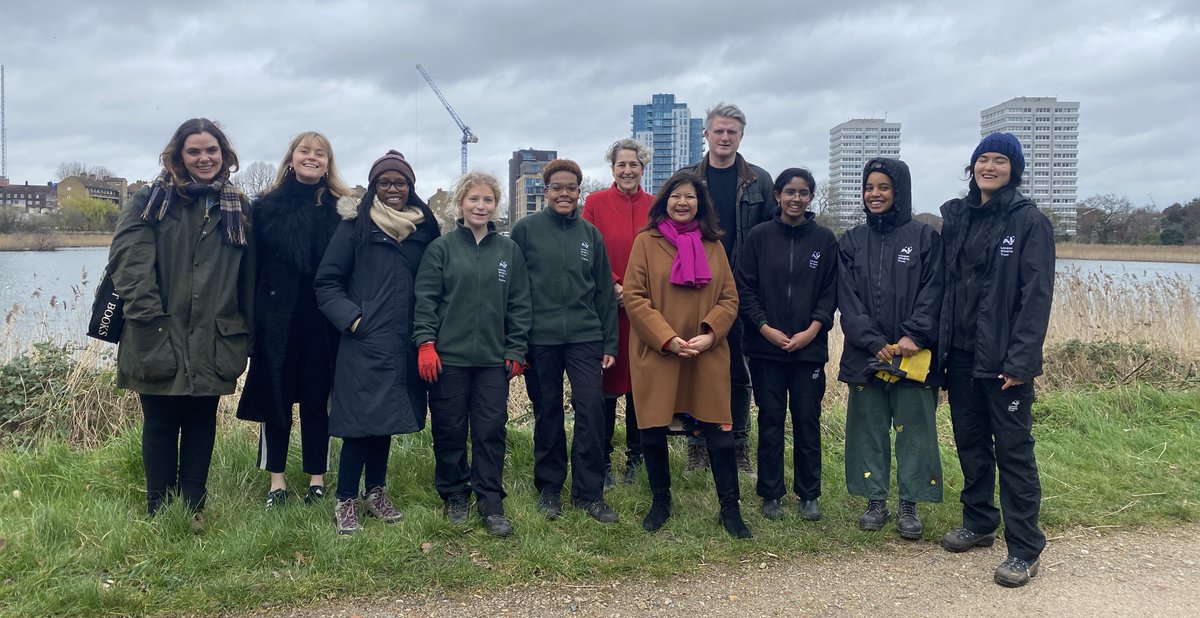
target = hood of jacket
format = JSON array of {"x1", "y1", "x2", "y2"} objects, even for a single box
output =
[{"x1": 862, "y1": 157, "x2": 913, "y2": 233}]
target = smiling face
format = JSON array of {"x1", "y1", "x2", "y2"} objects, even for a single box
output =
[
  {"x1": 974, "y1": 152, "x2": 1013, "y2": 200},
  {"x1": 611, "y1": 148, "x2": 644, "y2": 194},
  {"x1": 375, "y1": 171, "x2": 410, "y2": 211},
  {"x1": 181, "y1": 132, "x2": 223, "y2": 183},
  {"x1": 863, "y1": 171, "x2": 895, "y2": 214},
  {"x1": 460, "y1": 182, "x2": 497, "y2": 231},
  {"x1": 546, "y1": 170, "x2": 581, "y2": 215},
  {"x1": 704, "y1": 116, "x2": 744, "y2": 163},
  {"x1": 290, "y1": 138, "x2": 329, "y2": 184},
  {"x1": 667, "y1": 181, "x2": 699, "y2": 223},
  {"x1": 776, "y1": 177, "x2": 813, "y2": 225}
]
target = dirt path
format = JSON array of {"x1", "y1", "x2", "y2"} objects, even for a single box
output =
[{"x1": 255, "y1": 525, "x2": 1199, "y2": 617}]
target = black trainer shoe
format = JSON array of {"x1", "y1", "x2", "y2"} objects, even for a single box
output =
[
  {"x1": 720, "y1": 505, "x2": 753, "y2": 539},
  {"x1": 266, "y1": 488, "x2": 287, "y2": 509},
  {"x1": 858, "y1": 499, "x2": 890, "y2": 531},
  {"x1": 761, "y1": 498, "x2": 785, "y2": 520},
  {"x1": 940, "y1": 526, "x2": 998, "y2": 552},
  {"x1": 484, "y1": 514, "x2": 514, "y2": 537},
  {"x1": 734, "y1": 443, "x2": 757, "y2": 479},
  {"x1": 799, "y1": 498, "x2": 821, "y2": 521},
  {"x1": 623, "y1": 457, "x2": 642, "y2": 484},
  {"x1": 579, "y1": 499, "x2": 619, "y2": 524},
  {"x1": 994, "y1": 556, "x2": 1039, "y2": 587},
  {"x1": 897, "y1": 499, "x2": 923, "y2": 540},
  {"x1": 445, "y1": 492, "x2": 470, "y2": 525},
  {"x1": 684, "y1": 444, "x2": 710, "y2": 472},
  {"x1": 303, "y1": 485, "x2": 325, "y2": 505},
  {"x1": 603, "y1": 463, "x2": 616, "y2": 491},
  {"x1": 642, "y1": 499, "x2": 671, "y2": 532},
  {"x1": 538, "y1": 489, "x2": 562, "y2": 520}
]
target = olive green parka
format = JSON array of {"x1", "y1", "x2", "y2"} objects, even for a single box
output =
[{"x1": 107, "y1": 185, "x2": 254, "y2": 395}]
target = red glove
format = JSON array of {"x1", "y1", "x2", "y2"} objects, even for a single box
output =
[
  {"x1": 505, "y1": 359, "x2": 525, "y2": 380},
  {"x1": 418, "y1": 342, "x2": 442, "y2": 383}
]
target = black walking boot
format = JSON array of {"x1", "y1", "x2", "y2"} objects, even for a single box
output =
[
  {"x1": 709, "y1": 444, "x2": 752, "y2": 539},
  {"x1": 641, "y1": 441, "x2": 672, "y2": 532}
]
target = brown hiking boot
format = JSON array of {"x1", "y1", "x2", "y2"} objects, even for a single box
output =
[
  {"x1": 362, "y1": 487, "x2": 403, "y2": 523},
  {"x1": 334, "y1": 499, "x2": 361, "y2": 535},
  {"x1": 684, "y1": 444, "x2": 710, "y2": 472}
]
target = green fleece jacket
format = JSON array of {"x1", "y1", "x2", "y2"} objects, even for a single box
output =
[
  {"x1": 412, "y1": 222, "x2": 531, "y2": 367},
  {"x1": 511, "y1": 207, "x2": 619, "y2": 356}
]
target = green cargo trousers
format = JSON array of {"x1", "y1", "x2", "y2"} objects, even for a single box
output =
[{"x1": 844, "y1": 383, "x2": 943, "y2": 503}]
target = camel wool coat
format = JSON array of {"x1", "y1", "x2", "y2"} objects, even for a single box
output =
[{"x1": 622, "y1": 228, "x2": 738, "y2": 429}]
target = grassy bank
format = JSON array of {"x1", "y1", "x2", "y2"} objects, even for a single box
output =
[
  {"x1": 0, "y1": 385, "x2": 1196, "y2": 616},
  {"x1": 0, "y1": 232, "x2": 112, "y2": 251},
  {"x1": 1056, "y1": 242, "x2": 1200, "y2": 263}
]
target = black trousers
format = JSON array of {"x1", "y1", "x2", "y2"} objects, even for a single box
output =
[
  {"x1": 603, "y1": 392, "x2": 641, "y2": 464},
  {"x1": 690, "y1": 317, "x2": 752, "y2": 447},
  {"x1": 428, "y1": 365, "x2": 509, "y2": 516},
  {"x1": 945, "y1": 349, "x2": 1046, "y2": 561},
  {"x1": 257, "y1": 396, "x2": 330, "y2": 475},
  {"x1": 526, "y1": 341, "x2": 607, "y2": 504},
  {"x1": 335, "y1": 435, "x2": 390, "y2": 501},
  {"x1": 749, "y1": 359, "x2": 825, "y2": 501},
  {"x1": 139, "y1": 394, "x2": 219, "y2": 514}
]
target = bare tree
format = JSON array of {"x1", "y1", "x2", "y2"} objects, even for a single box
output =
[
  {"x1": 578, "y1": 176, "x2": 608, "y2": 204},
  {"x1": 232, "y1": 161, "x2": 278, "y2": 199},
  {"x1": 1076, "y1": 194, "x2": 1136, "y2": 244},
  {"x1": 54, "y1": 162, "x2": 88, "y2": 181}
]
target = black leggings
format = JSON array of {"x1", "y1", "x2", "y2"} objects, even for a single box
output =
[
  {"x1": 139, "y1": 394, "x2": 219, "y2": 515},
  {"x1": 335, "y1": 435, "x2": 391, "y2": 500}
]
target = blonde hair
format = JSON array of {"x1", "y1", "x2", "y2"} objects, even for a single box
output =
[
  {"x1": 452, "y1": 171, "x2": 502, "y2": 217},
  {"x1": 267, "y1": 131, "x2": 350, "y2": 203}
]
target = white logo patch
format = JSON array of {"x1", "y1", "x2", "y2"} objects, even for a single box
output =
[
  {"x1": 580, "y1": 241, "x2": 591, "y2": 262},
  {"x1": 1007, "y1": 399, "x2": 1021, "y2": 412},
  {"x1": 1000, "y1": 235, "x2": 1016, "y2": 257},
  {"x1": 498, "y1": 260, "x2": 508, "y2": 283},
  {"x1": 809, "y1": 251, "x2": 821, "y2": 269},
  {"x1": 898, "y1": 245, "x2": 914, "y2": 264}
]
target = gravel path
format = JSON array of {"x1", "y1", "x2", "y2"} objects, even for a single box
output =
[{"x1": 253, "y1": 525, "x2": 1199, "y2": 617}]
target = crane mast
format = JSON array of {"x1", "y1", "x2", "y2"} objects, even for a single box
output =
[{"x1": 415, "y1": 64, "x2": 478, "y2": 175}]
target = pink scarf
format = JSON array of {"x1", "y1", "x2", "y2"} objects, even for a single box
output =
[{"x1": 658, "y1": 220, "x2": 711, "y2": 288}]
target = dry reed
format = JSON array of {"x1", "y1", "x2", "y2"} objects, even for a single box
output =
[{"x1": 1056, "y1": 243, "x2": 1200, "y2": 264}]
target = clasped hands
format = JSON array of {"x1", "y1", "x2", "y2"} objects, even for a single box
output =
[
  {"x1": 665, "y1": 332, "x2": 715, "y2": 358},
  {"x1": 759, "y1": 324, "x2": 817, "y2": 353}
]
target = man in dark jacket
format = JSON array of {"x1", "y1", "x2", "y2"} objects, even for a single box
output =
[
  {"x1": 677, "y1": 102, "x2": 776, "y2": 475},
  {"x1": 736, "y1": 167, "x2": 837, "y2": 522},
  {"x1": 937, "y1": 132, "x2": 1055, "y2": 588},
  {"x1": 838, "y1": 158, "x2": 944, "y2": 541}
]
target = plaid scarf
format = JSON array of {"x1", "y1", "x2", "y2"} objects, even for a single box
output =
[{"x1": 140, "y1": 170, "x2": 248, "y2": 246}]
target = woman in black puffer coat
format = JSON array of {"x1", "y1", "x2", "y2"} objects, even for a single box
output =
[{"x1": 237, "y1": 131, "x2": 351, "y2": 508}]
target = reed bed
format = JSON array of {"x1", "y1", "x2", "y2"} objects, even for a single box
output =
[{"x1": 1056, "y1": 242, "x2": 1200, "y2": 263}]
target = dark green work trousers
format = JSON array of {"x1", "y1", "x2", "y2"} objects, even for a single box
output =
[{"x1": 844, "y1": 383, "x2": 943, "y2": 503}]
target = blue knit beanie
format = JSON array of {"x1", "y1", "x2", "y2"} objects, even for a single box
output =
[{"x1": 971, "y1": 132, "x2": 1025, "y2": 183}]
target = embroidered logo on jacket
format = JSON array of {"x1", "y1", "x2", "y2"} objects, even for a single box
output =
[
  {"x1": 1000, "y1": 235, "x2": 1016, "y2": 257},
  {"x1": 897, "y1": 246, "x2": 914, "y2": 264},
  {"x1": 809, "y1": 251, "x2": 821, "y2": 269},
  {"x1": 1008, "y1": 399, "x2": 1021, "y2": 412},
  {"x1": 580, "y1": 241, "x2": 591, "y2": 262},
  {"x1": 498, "y1": 260, "x2": 508, "y2": 283}
]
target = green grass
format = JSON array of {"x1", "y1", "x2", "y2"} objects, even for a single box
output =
[{"x1": 0, "y1": 385, "x2": 1197, "y2": 617}]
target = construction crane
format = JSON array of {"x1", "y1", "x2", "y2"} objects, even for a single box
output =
[{"x1": 415, "y1": 64, "x2": 478, "y2": 175}]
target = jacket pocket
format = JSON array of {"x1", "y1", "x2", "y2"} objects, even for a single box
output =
[
  {"x1": 213, "y1": 316, "x2": 251, "y2": 381},
  {"x1": 119, "y1": 316, "x2": 178, "y2": 382}
]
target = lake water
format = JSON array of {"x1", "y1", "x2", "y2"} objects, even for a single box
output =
[{"x1": 0, "y1": 248, "x2": 1197, "y2": 355}]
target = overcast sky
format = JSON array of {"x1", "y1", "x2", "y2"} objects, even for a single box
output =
[{"x1": 2, "y1": 0, "x2": 1197, "y2": 213}]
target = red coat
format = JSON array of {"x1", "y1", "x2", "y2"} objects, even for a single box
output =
[{"x1": 582, "y1": 183, "x2": 653, "y2": 394}]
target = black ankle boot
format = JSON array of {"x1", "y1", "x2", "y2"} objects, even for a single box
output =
[
  {"x1": 642, "y1": 439, "x2": 672, "y2": 532},
  {"x1": 708, "y1": 444, "x2": 752, "y2": 539}
]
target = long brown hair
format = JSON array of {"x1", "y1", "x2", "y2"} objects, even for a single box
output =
[
  {"x1": 644, "y1": 171, "x2": 724, "y2": 241},
  {"x1": 158, "y1": 118, "x2": 240, "y2": 188}
]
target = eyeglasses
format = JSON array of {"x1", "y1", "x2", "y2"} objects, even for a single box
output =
[
  {"x1": 377, "y1": 180, "x2": 409, "y2": 191},
  {"x1": 547, "y1": 183, "x2": 580, "y2": 193},
  {"x1": 782, "y1": 189, "x2": 812, "y2": 198}
]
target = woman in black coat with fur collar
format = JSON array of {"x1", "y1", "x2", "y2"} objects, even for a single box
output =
[{"x1": 236, "y1": 131, "x2": 350, "y2": 508}]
